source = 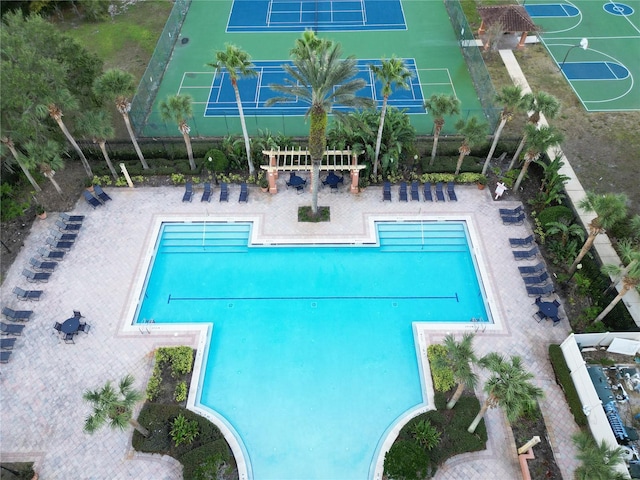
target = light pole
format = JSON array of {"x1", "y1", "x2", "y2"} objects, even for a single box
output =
[{"x1": 559, "y1": 38, "x2": 588, "y2": 71}]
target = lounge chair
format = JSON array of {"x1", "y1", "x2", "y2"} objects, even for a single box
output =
[
  {"x1": 29, "y1": 257, "x2": 57, "y2": 272},
  {"x1": 446, "y1": 182, "x2": 457, "y2": 201},
  {"x1": 22, "y1": 269, "x2": 51, "y2": 283},
  {"x1": 46, "y1": 237, "x2": 73, "y2": 251},
  {"x1": 410, "y1": 182, "x2": 420, "y2": 201},
  {"x1": 523, "y1": 271, "x2": 550, "y2": 285},
  {"x1": 1, "y1": 322, "x2": 25, "y2": 336},
  {"x1": 499, "y1": 205, "x2": 523, "y2": 216},
  {"x1": 182, "y1": 181, "x2": 193, "y2": 202},
  {"x1": 383, "y1": 182, "x2": 391, "y2": 201},
  {"x1": 423, "y1": 182, "x2": 433, "y2": 202},
  {"x1": 1, "y1": 338, "x2": 16, "y2": 350},
  {"x1": 83, "y1": 190, "x2": 102, "y2": 209},
  {"x1": 239, "y1": 183, "x2": 249, "y2": 203},
  {"x1": 50, "y1": 229, "x2": 77, "y2": 242},
  {"x1": 201, "y1": 182, "x2": 212, "y2": 202},
  {"x1": 526, "y1": 283, "x2": 555, "y2": 297},
  {"x1": 509, "y1": 235, "x2": 535, "y2": 248},
  {"x1": 435, "y1": 182, "x2": 445, "y2": 202},
  {"x1": 502, "y1": 212, "x2": 526, "y2": 225},
  {"x1": 2, "y1": 307, "x2": 33, "y2": 321},
  {"x1": 12, "y1": 287, "x2": 43, "y2": 302},
  {"x1": 56, "y1": 220, "x2": 82, "y2": 232},
  {"x1": 219, "y1": 182, "x2": 229, "y2": 202},
  {"x1": 0, "y1": 351, "x2": 11, "y2": 363},
  {"x1": 59, "y1": 212, "x2": 84, "y2": 223},
  {"x1": 519, "y1": 263, "x2": 546, "y2": 275},
  {"x1": 399, "y1": 182, "x2": 408, "y2": 202},
  {"x1": 37, "y1": 247, "x2": 65, "y2": 260},
  {"x1": 94, "y1": 184, "x2": 112, "y2": 202},
  {"x1": 513, "y1": 246, "x2": 539, "y2": 260}
]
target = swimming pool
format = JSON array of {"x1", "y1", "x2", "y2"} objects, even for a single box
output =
[{"x1": 135, "y1": 220, "x2": 490, "y2": 479}]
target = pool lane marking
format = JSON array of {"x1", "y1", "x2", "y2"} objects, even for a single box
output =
[{"x1": 167, "y1": 294, "x2": 459, "y2": 302}]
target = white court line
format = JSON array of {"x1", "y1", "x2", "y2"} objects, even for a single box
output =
[{"x1": 607, "y1": 0, "x2": 640, "y2": 35}]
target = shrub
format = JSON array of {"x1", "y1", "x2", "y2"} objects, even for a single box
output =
[
  {"x1": 181, "y1": 440, "x2": 232, "y2": 480},
  {"x1": 146, "y1": 373, "x2": 161, "y2": 401},
  {"x1": 175, "y1": 381, "x2": 187, "y2": 402},
  {"x1": 384, "y1": 440, "x2": 430, "y2": 480},
  {"x1": 536, "y1": 205, "x2": 574, "y2": 228},
  {"x1": 171, "y1": 413, "x2": 199, "y2": 447},
  {"x1": 156, "y1": 346, "x2": 194, "y2": 377},
  {"x1": 0, "y1": 183, "x2": 30, "y2": 222},
  {"x1": 427, "y1": 344, "x2": 455, "y2": 392},
  {"x1": 204, "y1": 149, "x2": 229, "y2": 174},
  {"x1": 411, "y1": 419, "x2": 441, "y2": 450},
  {"x1": 548, "y1": 344, "x2": 587, "y2": 427}
]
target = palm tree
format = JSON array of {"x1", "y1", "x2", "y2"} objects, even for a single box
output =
[
  {"x1": 93, "y1": 69, "x2": 148, "y2": 169},
  {"x1": 512, "y1": 124, "x2": 563, "y2": 192},
  {"x1": 0, "y1": 137, "x2": 41, "y2": 192},
  {"x1": 24, "y1": 140, "x2": 64, "y2": 195},
  {"x1": 545, "y1": 219, "x2": 585, "y2": 246},
  {"x1": 509, "y1": 91, "x2": 560, "y2": 170},
  {"x1": 573, "y1": 431, "x2": 626, "y2": 480},
  {"x1": 482, "y1": 85, "x2": 524, "y2": 174},
  {"x1": 567, "y1": 192, "x2": 628, "y2": 276},
  {"x1": 370, "y1": 57, "x2": 413, "y2": 177},
  {"x1": 83, "y1": 374, "x2": 149, "y2": 437},
  {"x1": 208, "y1": 44, "x2": 257, "y2": 176},
  {"x1": 453, "y1": 116, "x2": 488, "y2": 175},
  {"x1": 604, "y1": 239, "x2": 640, "y2": 295},
  {"x1": 468, "y1": 353, "x2": 543, "y2": 434},
  {"x1": 595, "y1": 261, "x2": 640, "y2": 323},
  {"x1": 79, "y1": 110, "x2": 118, "y2": 180},
  {"x1": 442, "y1": 333, "x2": 478, "y2": 409},
  {"x1": 266, "y1": 32, "x2": 373, "y2": 215},
  {"x1": 160, "y1": 94, "x2": 195, "y2": 171},
  {"x1": 424, "y1": 94, "x2": 461, "y2": 165}
]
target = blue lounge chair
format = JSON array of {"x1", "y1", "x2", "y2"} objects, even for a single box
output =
[
  {"x1": 37, "y1": 247, "x2": 65, "y2": 260},
  {"x1": 502, "y1": 212, "x2": 526, "y2": 225},
  {"x1": 29, "y1": 257, "x2": 57, "y2": 272},
  {"x1": 56, "y1": 220, "x2": 82, "y2": 232},
  {"x1": 446, "y1": 182, "x2": 457, "y2": 201},
  {"x1": 51, "y1": 230, "x2": 77, "y2": 242},
  {"x1": 383, "y1": 182, "x2": 391, "y2": 201},
  {"x1": 46, "y1": 237, "x2": 73, "y2": 251},
  {"x1": 182, "y1": 181, "x2": 193, "y2": 202},
  {"x1": 435, "y1": 182, "x2": 445, "y2": 202},
  {"x1": 518, "y1": 263, "x2": 545, "y2": 275},
  {"x1": 1, "y1": 322, "x2": 25, "y2": 336},
  {"x1": 1, "y1": 338, "x2": 16, "y2": 350},
  {"x1": 2, "y1": 307, "x2": 33, "y2": 321},
  {"x1": 59, "y1": 213, "x2": 84, "y2": 223},
  {"x1": 201, "y1": 182, "x2": 212, "y2": 202},
  {"x1": 410, "y1": 182, "x2": 420, "y2": 201},
  {"x1": 239, "y1": 183, "x2": 249, "y2": 203},
  {"x1": 523, "y1": 271, "x2": 550, "y2": 285},
  {"x1": 499, "y1": 205, "x2": 523, "y2": 216},
  {"x1": 526, "y1": 283, "x2": 555, "y2": 297},
  {"x1": 399, "y1": 182, "x2": 408, "y2": 202},
  {"x1": 513, "y1": 246, "x2": 539, "y2": 260},
  {"x1": 22, "y1": 269, "x2": 51, "y2": 283},
  {"x1": 12, "y1": 287, "x2": 43, "y2": 302},
  {"x1": 94, "y1": 184, "x2": 112, "y2": 202},
  {"x1": 0, "y1": 351, "x2": 11, "y2": 363},
  {"x1": 509, "y1": 235, "x2": 535, "y2": 248},
  {"x1": 220, "y1": 182, "x2": 229, "y2": 202},
  {"x1": 83, "y1": 190, "x2": 102, "y2": 209},
  {"x1": 423, "y1": 182, "x2": 433, "y2": 202}
]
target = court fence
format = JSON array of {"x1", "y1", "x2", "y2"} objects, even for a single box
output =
[
  {"x1": 130, "y1": 0, "x2": 192, "y2": 137},
  {"x1": 443, "y1": 0, "x2": 500, "y2": 129}
]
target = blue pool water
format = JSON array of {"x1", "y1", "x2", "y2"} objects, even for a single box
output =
[{"x1": 136, "y1": 221, "x2": 489, "y2": 479}]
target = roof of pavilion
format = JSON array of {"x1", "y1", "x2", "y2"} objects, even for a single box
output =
[{"x1": 477, "y1": 5, "x2": 540, "y2": 32}]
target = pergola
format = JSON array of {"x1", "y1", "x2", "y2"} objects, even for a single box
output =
[
  {"x1": 261, "y1": 147, "x2": 366, "y2": 193},
  {"x1": 477, "y1": 5, "x2": 539, "y2": 50}
]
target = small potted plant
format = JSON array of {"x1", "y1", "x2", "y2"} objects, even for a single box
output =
[
  {"x1": 35, "y1": 204, "x2": 47, "y2": 220},
  {"x1": 259, "y1": 176, "x2": 269, "y2": 192},
  {"x1": 477, "y1": 175, "x2": 488, "y2": 190}
]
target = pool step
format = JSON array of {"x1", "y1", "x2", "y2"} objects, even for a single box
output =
[
  {"x1": 378, "y1": 222, "x2": 468, "y2": 252},
  {"x1": 159, "y1": 222, "x2": 251, "y2": 253}
]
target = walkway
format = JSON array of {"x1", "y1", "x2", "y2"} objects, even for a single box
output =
[{"x1": 0, "y1": 180, "x2": 577, "y2": 478}]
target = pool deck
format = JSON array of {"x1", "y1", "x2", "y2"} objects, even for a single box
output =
[{"x1": 0, "y1": 181, "x2": 578, "y2": 479}]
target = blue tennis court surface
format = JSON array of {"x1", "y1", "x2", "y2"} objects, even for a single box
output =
[
  {"x1": 205, "y1": 59, "x2": 424, "y2": 116},
  {"x1": 525, "y1": 3, "x2": 580, "y2": 17},
  {"x1": 227, "y1": 0, "x2": 406, "y2": 32},
  {"x1": 561, "y1": 61, "x2": 630, "y2": 81}
]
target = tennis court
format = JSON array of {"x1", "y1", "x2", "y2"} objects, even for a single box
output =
[
  {"x1": 140, "y1": 0, "x2": 484, "y2": 138},
  {"x1": 524, "y1": 0, "x2": 640, "y2": 111}
]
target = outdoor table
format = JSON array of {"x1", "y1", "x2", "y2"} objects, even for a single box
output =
[
  {"x1": 61, "y1": 317, "x2": 80, "y2": 335},
  {"x1": 325, "y1": 173, "x2": 343, "y2": 188},
  {"x1": 288, "y1": 175, "x2": 306, "y2": 191},
  {"x1": 538, "y1": 302, "x2": 558, "y2": 320}
]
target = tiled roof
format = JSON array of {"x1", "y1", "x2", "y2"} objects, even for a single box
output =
[{"x1": 477, "y1": 5, "x2": 540, "y2": 32}]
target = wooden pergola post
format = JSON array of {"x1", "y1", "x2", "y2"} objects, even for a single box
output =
[
  {"x1": 268, "y1": 152, "x2": 278, "y2": 194},
  {"x1": 350, "y1": 152, "x2": 360, "y2": 193}
]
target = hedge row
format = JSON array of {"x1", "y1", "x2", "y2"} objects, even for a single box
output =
[{"x1": 548, "y1": 344, "x2": 587, "y2": 427}]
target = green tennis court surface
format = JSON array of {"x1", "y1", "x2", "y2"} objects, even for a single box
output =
[
  {"x1": 139, "y1": 0, "x2": 483, "y2": 137},
  {"x1": 525, "y1": 0, "x2": 640, "y2": 111}
]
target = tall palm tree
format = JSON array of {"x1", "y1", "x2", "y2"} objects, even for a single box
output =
[
  {"x1": 442, "y1": 333, "x2": 478, "y2": 409},
  {"x1": 24, "y1": 140, "x2": 64, "y2": 195},
  {"x1": 159, "y1": 94, "x2": 195, "y2": 171},
  {"x1": 573, "y1": 431, "x2": 626, "y2": 480},
  {"x1": 93, "y1": 69, "x2": 148, "y2": 169},
  {"x1": 79, "y1": 110, "x2": 118, "y2": 180},
  {"x1": 454, "y1": 116, "x2": 488, "y2": 175},
  {"x1": 468, "y1": 353, "x2": 543, "y2": 434},
  {"x1": 266, "y1": 32, "x2": 373, "y2": 215},
  {"x1": 568, "y1": 192, "x2": 628, "y2": 276},
  {"x1": 83, "y1": 374, "x2": 149, "y2": 437},
  {"x1": 595, "y1": 260, "x2": 640, "y2": 323},
  {"x1": 0, "y1": 136, "x2": 41, "y2": 192},
  {"x1": 482, "y1": 85, "x2": 524, "y2": 174},
  {"x1": 424, "y1": 94, "x2": 461, "y2": 165},
  {"x1": 208, "y1": 44, "x2": 257, "y2": 176},
  {"x1": 604, "y1": 239, "x2": 640, "y2": 295},
  {"x1": 509, "y1": 91, "x2": 560, "y2": 170},
  {"x1": 370, "y1": 57, "x2": 413, "y2": 177},
  {"x1": 512, "y1": 124, "x2": 563, "y2": 192}
]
